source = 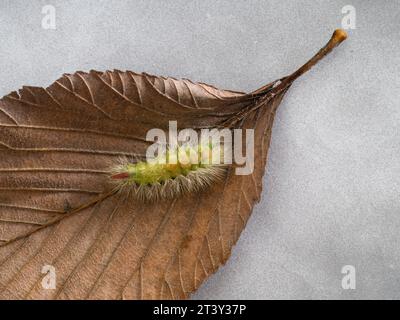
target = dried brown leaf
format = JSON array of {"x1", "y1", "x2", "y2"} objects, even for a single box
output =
[{"x1": 0, "y1": 30, "x2": 347, "y2": 299}]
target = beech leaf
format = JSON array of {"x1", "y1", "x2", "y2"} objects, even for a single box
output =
[{"x1": 0, "y1": 30, "x2": 347, "y2": 299}]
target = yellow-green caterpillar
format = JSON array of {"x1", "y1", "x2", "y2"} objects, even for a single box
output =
[{"x1": 110, "y1": 144, "x2": 227, "y2": 201}]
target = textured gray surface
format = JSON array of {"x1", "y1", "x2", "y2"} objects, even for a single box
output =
[{"x1": 0, "y1": 0, "x2": 399, "y2": 299}]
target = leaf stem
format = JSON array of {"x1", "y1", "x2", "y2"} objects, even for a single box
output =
[
  {"x1": 271, "y1": 29, "x2": 347, "y2": 94},
  {"x1": 226, "y1": 29, "x2": 348, "y2": 128}
]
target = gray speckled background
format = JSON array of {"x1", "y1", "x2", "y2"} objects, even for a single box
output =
[{"x1": 1, "y1": 0, "x2": 399, "y2": 299}]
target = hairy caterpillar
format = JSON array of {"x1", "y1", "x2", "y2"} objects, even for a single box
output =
[{"x1": 110, "y1": 144, "x2": 227, "y2": 202}]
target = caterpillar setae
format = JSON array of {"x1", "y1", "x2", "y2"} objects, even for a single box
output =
[{"x1": 110, "y1": 143, "x2": 227, "y2": 202}]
